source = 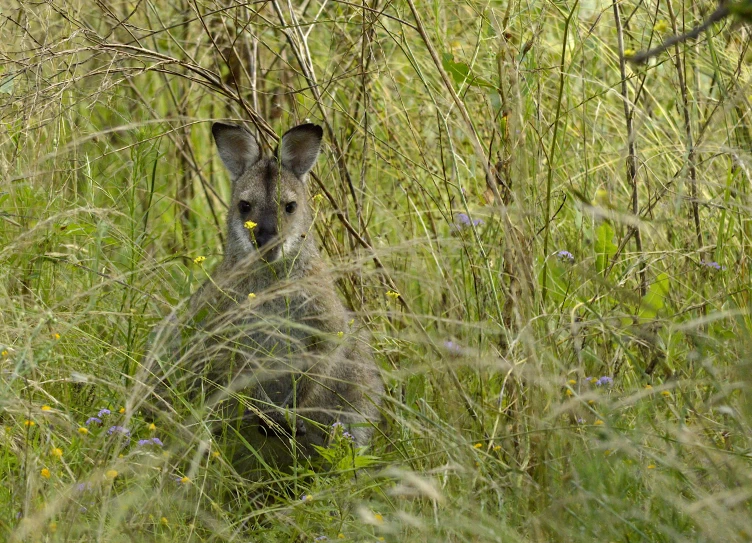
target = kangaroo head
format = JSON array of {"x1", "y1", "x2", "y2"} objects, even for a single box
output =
[{"x1": 212, "y1": 122, "x2": 323, "y2": 263}]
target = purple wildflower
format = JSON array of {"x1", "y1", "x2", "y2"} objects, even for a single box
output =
[
  {"x1": 331, "y1": 421, "x2": 344, "y2": 430},
  {"x1": 85, "y1": 417, "x2": 102, "y2": 426},
  {"x1": 595, "y1": 376, "x2": 613, "y2": 387},
  {"x1": 454, "y1": 213, "x2": 483, "y2": 230},
  {"x1": 137, "y1": 437, "x2": 163, "y2": 447},
  {"x1": 15, "y1": 511, "x2": 22, "y2": 520},
  {"x1": 98, "y1": 408, "x2": 111, "y2": 417},
  {"x1": 444, "y1": 340, "x2": 462, "y2": 354},
  {"x1": 150, "y1": 437, "x2": 163, "y2": 447},
  {"x1": 76, "y1": 482, "x2": 93, "y2": 493},
  {"x1": 557, "y1": 250, "x2": 575, "y2": 262},
  {"x1": 342, "y1": 431, "x2": 354, "y2": 442},
  {"x1": 700, "y1": 260, "x2": 726, "y2": 271},
  {"x1": 107, "y1": 425, "x2": 130, "y2": 437},
  {"x1": 315, "y1": 537, "x2": 329, "y2": 541}
]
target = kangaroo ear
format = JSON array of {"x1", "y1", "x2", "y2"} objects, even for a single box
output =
[
  {"x1": 212, "y1": 123, "x2": 261, "y2": 179},
  {"x1": 278, "y1": 123, "x2": 324, "y2": 178}
]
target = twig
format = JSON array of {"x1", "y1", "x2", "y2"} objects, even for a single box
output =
[{"x1": 629, "y1": 4, "x2": 729, "y2": 64}]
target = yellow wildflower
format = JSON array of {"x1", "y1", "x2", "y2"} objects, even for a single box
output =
[
  {"x1": 180, "y1": 476, "x2": 191, "y2": 484},
  {"x1": 594, "y1": 420, "x2": 604, "y2": 426},
  {"x1": 53, "y1": 333, "x2": 60, "y2": 340},
  {"x1": 161, "y1": 517, "x2": 169, "y2": 526},
  {"x1": 247, "y1": 292, "x2": 256, "y2": 300},
  {"x1": 148, "y1": 423, "x2": 157, "y2": 432},
  {"x1": 119, "y1": 407, "x2": 125, "y2": 414},
  {"x1": 568, "y1": 379, "x2": 576, "y2": 385},
  {"x1": 78, "y1": 427, "x2": 88, "y2": 435},
  {"x1": 337, "y1": 331, "x2": 344, "y2": 338},
  {"x1": 51, "y1": 447, "x2": 63, "y2": 459},
  {"x1": 654, "y1": 20, "x2": 669, "y2": 32},
  {"x1": 588, "y1": 399, "x2": 595, "y2": 405},
  {"x1": 49, "y1": 522, "x2": 57, "y2": 533},
  {"x1": 193, "y1": 256, "x2": 206, "y2": 265},
  {"x1": 211, "y1": 451, "x2": 220, "y2": 459},
  {"x1": 473, "y1": 442, "x2": 483, "y2": 449},
  {"x1": 593, "y1": 189, "x2": 609, "y2": 207},
  {"x1": 661, "y1": 390, "x2": 671, "y2": 397},
  {"x1": 24, "y1": 420, "x2": 35, "y2": 427},
  {"x1": 373, "y1": 513, "x2": 384, "y2": 523},
  {"x1": 41, "y1": 405, "x2": 51, "y2": 412},
  {"x1": 647, "y1": 464, "x2": 656, "y2": 469},
  {"x1": 313, "y1": 193, "x2": 324, "y2": 205},
  {"x1": 40, "y1": 468, "x2": 51, "y2": 479},
  {"x1": 1, "y1": 350, "x2": 7, "y2": 357},
  {"x1": 644, "y1": 384, "x2": 653, "y2": 389},
  {"x1": 623, "y1": 48, "x2": 636, "y2": 57},
  {"x1": 493, "y1": 445, "x2": 501, "y2": 452},
  {"x1": 338, "y1": 534, "x2": 345, "y2": 540},
  {"x1": 244, "y1": 220, "x2": 258, "y2": 230},
  {"x1": 105, "y1": 470, "x2": 118, "y2": 480},
  {"x1": 386, "y1": 290, "x2": 400, "y2": 299},
  {"x1": 565, "y1": 389, "x2": 573, "y2": 397}
]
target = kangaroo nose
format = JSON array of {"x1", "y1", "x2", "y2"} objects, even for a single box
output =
[
  {"x1": 255, "y1": 228, "x2": 276, "y2": 248},
  {"x1": 252, "y1": 218, "x2": 277, "y2": 248}
]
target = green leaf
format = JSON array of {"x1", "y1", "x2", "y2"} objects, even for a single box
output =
[
  {"x1": 442, "y1": 53, "x2": 470, "y2": 85},
  {"x1": 594, "y1": 222, "x2": 617, "y2": 274},
  {"x1": 638, "y1": 272, "x2": 670, "y2": 321},
  {"x1": 0, "y1": 75, "x2": 13, "y2": 95},
  {"x1": 441, "y1": 53, "x2": 495, "y2": 89}
]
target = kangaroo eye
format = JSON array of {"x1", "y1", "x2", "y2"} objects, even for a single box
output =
[
  {"x1": 238, "y1": 200, "x2": 252, "y2": 214},
  {"x1": 285, "y1": 201, "x2": 297, "y2": 214}
]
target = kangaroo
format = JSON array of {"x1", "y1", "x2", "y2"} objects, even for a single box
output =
[{"x1": 146, "y1": 122, "x2": 382, "y2": 472}]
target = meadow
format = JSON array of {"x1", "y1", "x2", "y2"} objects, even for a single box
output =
[{"x1": 1, "y1": 0, "x2": 751, "y2": 541}]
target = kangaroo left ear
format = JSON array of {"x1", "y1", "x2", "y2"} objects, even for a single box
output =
[{"x1": 278, "y1": 123, "x2": 324, "y2": 179}]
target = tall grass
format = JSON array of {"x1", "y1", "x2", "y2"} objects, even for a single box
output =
[{"x1": 1, "y1": 0, "x2": 751, "y2": 541}]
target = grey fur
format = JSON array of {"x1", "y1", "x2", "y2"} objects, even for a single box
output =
[{"x1": 144, "y1": 122, "x2": 382, "y2": 473}]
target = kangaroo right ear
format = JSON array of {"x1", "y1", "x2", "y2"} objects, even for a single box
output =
[{"x1": 211, "y1": 123, "x2": 261, "y2": 179}]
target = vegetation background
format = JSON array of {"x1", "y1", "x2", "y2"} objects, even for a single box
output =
[{"x1": 1, "y1": 0, "x2": 751, "y2": 541}]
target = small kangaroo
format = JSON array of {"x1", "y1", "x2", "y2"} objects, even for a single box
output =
[{"x1": 146, "y1": 122, "x2": 382, "y2": 471}]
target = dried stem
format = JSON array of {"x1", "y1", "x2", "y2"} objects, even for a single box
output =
[
  {"x1": 667, "y1": 0, "x2": 704, "y2": 258},
  {"x1": 541, "y1": 1, "x2": 578, "y2": 305},
  {"x1": 613, "y1": 0, "x2": 647, "y2": 297}
]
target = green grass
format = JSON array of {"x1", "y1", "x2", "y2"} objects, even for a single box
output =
[{"x1": 2, "y1": 0, "x2": 752, "y2": 541}]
